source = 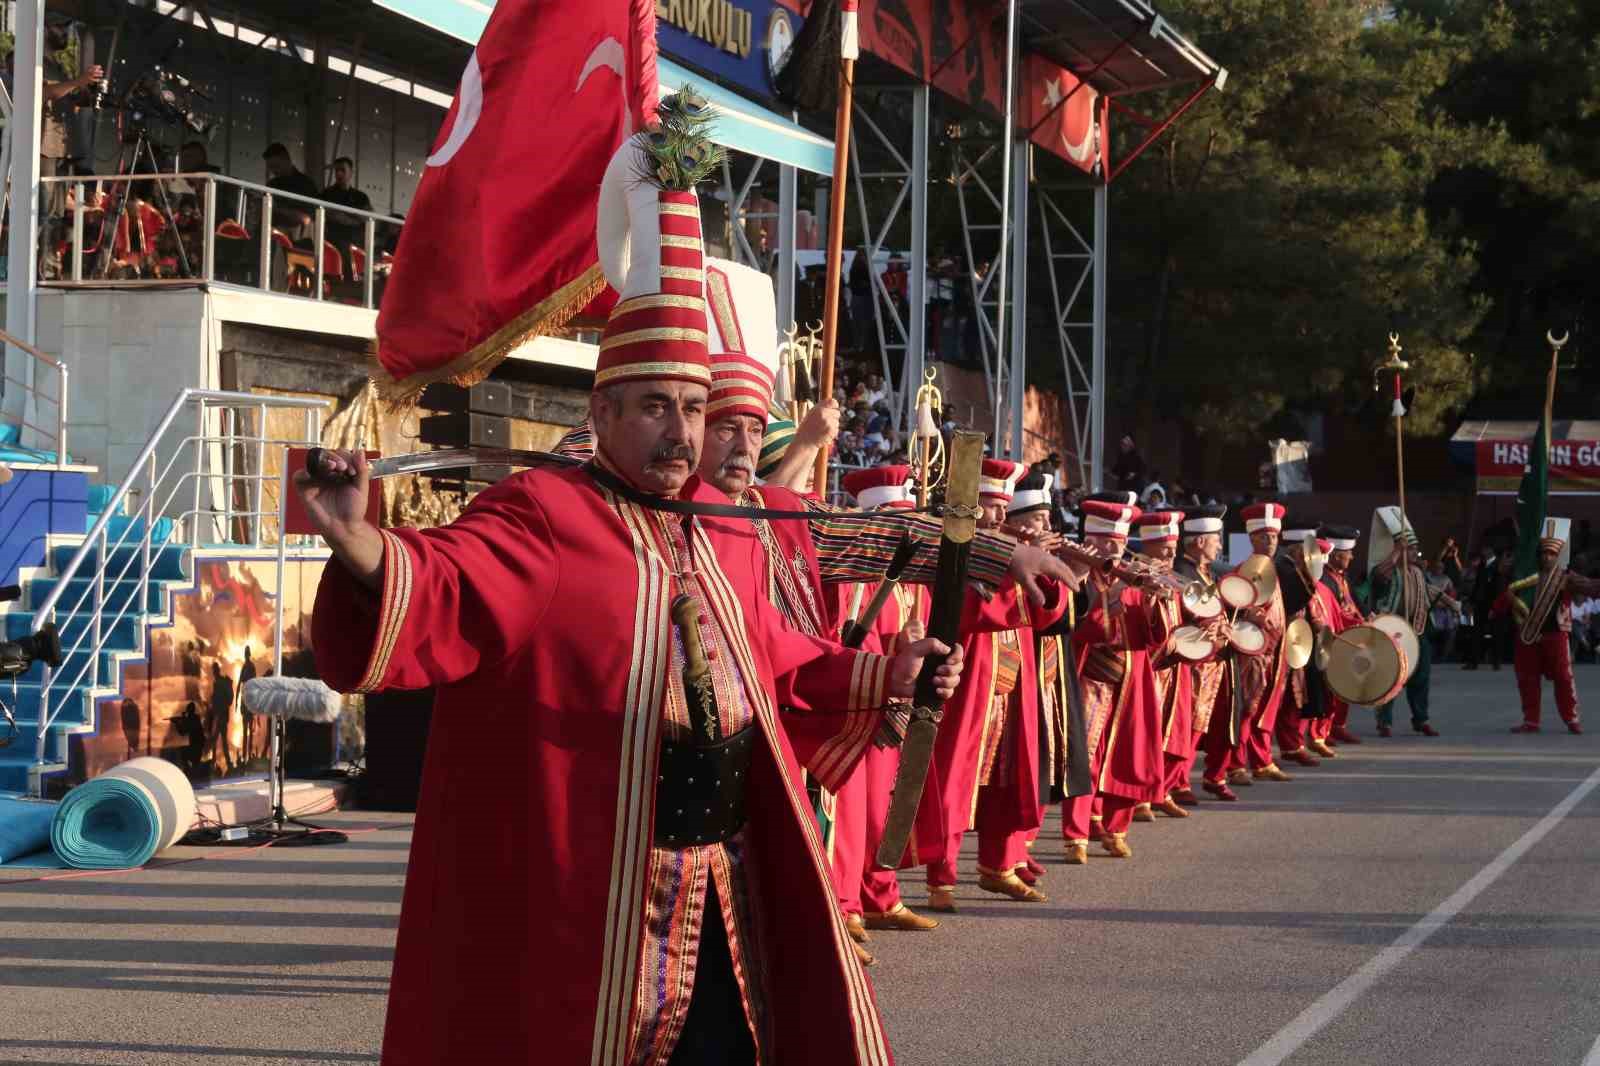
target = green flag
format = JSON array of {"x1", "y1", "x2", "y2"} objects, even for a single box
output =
[{"x1": 1512, "y1": 419, "x2": 1548, "y2": 611}]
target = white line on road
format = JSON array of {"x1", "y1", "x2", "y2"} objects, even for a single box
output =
[
  {"x1": 1584, "y1": 1032, "x2": 1600, "y2": 1066},
  {"x1": 1237, "y1": 762, "x2": 1600, "y2": 1066}
]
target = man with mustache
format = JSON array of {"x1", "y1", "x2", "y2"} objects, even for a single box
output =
[{"x1": 297, "y1": 131, "x2": 968, "y2": 1066}]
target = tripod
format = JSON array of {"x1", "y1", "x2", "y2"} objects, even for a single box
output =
[{"x1": 91, "y1": 125, "x2": 192, "y2": 280}]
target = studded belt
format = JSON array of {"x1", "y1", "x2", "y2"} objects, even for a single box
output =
[{"x1": 653, "y1": 725, "x2": 756, "y2": 848}]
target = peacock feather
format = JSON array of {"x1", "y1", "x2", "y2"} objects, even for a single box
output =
[{"x1": 634, "y1": 87, "x2": 725, "y2": 191}]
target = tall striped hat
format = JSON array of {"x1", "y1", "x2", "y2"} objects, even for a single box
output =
[
  {"x1": 757, "y1": 401, "x2": 796, "y2": 480},
  {"x1": 979, "y1": 458, "x2": 1028, "y2": 506},
  {"x1": 594, "y1": 137, "x2": 711, "y2": 391},
  {"x1": 1135, "y1": 509, "x2": 1185, "y2": 543},
  {"x1": 1082, "y1": 500, "x2": 1139, "y2": 540},
  {"x1": 704, "y1": 258, "x2": 779, "y2": 424}
]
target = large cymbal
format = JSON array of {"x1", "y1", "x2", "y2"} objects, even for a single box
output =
[
  {"x1": 1236, "y1": 554, "x2": 1279, "y2": 606},
  {"x1": 1284, "y1": 618, "x2": 1315, "y2": 670}
]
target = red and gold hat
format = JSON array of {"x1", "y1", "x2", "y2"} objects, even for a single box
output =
[
  {"x1": 1082, "y1": 500, "x2": 1139, "y2": 540},
  {"x1": 594, "y1": 136, "x2": 711, "y2": 391},
  {"x1": 1240, "y1": 501, "x2": 1286, "y2": 533},
  {"x1": 704, "y1": 258, "x2": 779, "y2": 424},
  {"x1": 842, "y1": 464, "x2": 914, "y2": 510},
  {"x1": 1540, "y1": 516, "x2": 1571, "y2": 554},
  {"x1": 1135, "y1": 509, "x2": 1185, "y2": 543},
  {"x1": 979, "y1": 459, "x2": 1028, "y2": 506}
]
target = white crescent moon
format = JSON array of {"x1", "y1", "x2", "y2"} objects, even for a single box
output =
[
  {"x1": 577, "y1": 37, "x2": 633, "y2": 139},
  {"x1": 427, "y1": 52, "x2": 483, "y2": 168},
  {"x1": 1061, "y1": 89, "x2": 1098, "y2": 164}
]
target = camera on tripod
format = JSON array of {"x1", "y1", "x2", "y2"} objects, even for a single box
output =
[
  {"x1": 0, "y1": 623, "x2": 62, "y2": 678},
  {"x1": 121, "y1": 66, "x2": 211, "y2": 138}
]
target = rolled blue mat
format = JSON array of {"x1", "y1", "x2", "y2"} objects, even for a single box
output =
[
  {"x1": 0, "y1": 796, "x2": 57, "y2": 864},
  {"x1": 50, "y1": 757, "x2": 196, "y2": 870}
]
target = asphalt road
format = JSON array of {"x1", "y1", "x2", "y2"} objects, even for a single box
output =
[{"x1": 0, "y1": 663, "x2": 1594, "y2": 1065}]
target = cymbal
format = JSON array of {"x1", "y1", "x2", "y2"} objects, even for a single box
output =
[
  {"x1": 1284, "y1": 618, "x2": 1314, "y2": 670},
  {"x1": 1236, "y1": 554, "x2": 1278, "y2": 606}
]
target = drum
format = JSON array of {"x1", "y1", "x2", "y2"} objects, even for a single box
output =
[
  {"x1": 1368, "y1": 613, "x2": 1421, "y2": 683},
  {"x1": 1218, "y1": 574, "x2": 1257, "y2": 611},
  {"x1": 1182, "y1": 582, "x2": 1224, "y2": 620},
  {"x1": 1173, "y1": 624, "x2": 1218, "y2": 663},
  {"x1": 1229, "y1": 618, "x2": 1267, "y2": 656},
  {"x1": 1322, "y1": 625, "x2": 1408, "y2": 706}
]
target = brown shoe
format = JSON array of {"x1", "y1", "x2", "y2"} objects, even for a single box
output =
[
  {"x1": 853, "y1": 940, "x2": 875, "y2": 968},
  {"x1": 1087, "y1": 818, "x2": 1106, "y2": 841},
  {"x1": 1413, "y1": 723, "x2": 1439, "y2": 737},
  {"x1": 977, "y1": 870, "x2": 1048, "y2": 902},
  {"x1": 1284, "y1": 747, "x2": 1321, "y2": 767},
  {"x1": 1309, "y1": 739, "x2": 1338, "y2": 759},
  {"x1": 1156, "y1": 796, "x2": 1190, "y2": 819},
  {"x1": 1331, "y1": 726, "x2": 1362, "y2": 744},
  {"x1": 927, "y1": 886, "x2": 958, "y2": 913},
  {"x1": 863, "y1": 903, "x2": 940, "y2": 932},
  {"x1": 1172, "y1": 787, "x2": 1200, "y2": 806},
  {"x1": 1376, "y1": 725, "x2": 1392, "y2": 737},
  {"x1": 1063, "y1": 842, "x2": 1089, "y2": 865},
  {"x1": 1101, "y1": 833, "x2": 1132, "y2": 859},
  {"x1": 1227, "y1": 769, "x2": 1255, "y2": 787},
  {"x1": 1132, "y1": 802, "x2": 1156, "y2": 823},
  {"x1": 1201, "y1": 779, "x2": 1238, "y2": 801},
  {"x1": 1568, "y1": 720, "x2": 1584, "y2": 735},
  {"x1": 1252, "y1": 764, "x2": 1293, "y2": 782},
  {"x1": 845, "y1": 913, "x2": 871, "y2": 944}
]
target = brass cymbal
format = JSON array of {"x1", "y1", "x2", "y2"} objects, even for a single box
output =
[
  {"x1": 1236, "y1": 554, "x2": 1279, "y2": 606},
  {"x1": 1284, "y1": 618, "x2": 1314, "y2": 670}
]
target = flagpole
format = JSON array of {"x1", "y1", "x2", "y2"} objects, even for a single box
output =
[
  {"x1": 1543, "y1": 329, "x2": 1565, "y2": 443},
  {"x1": 815, "y1": 48, "x2": 856, "y2": 498},
  {"x1": 1376, "y1": 333, "x2": 1410, "y2": 533}
]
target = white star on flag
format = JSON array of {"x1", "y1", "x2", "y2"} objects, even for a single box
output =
[{"x1": 1043, "y1": 76, "x2": 1063, "y2": 110}]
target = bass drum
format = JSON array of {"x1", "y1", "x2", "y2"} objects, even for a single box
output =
[
  {"x1": 1173, "y1": 624, "x2": 1219, "y2": 663},
  {"x1": 1368, "y1": 613, "x2": 1421, "y2": 683},
  {"x1": 1323, "y1": 625, "x2": 1408, "y2": 706}
]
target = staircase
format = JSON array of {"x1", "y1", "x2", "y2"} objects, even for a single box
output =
[{"x1": 0, "y1": 389, "x2": 328, "y2": 797}]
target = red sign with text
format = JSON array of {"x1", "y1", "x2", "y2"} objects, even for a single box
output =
[{"x1": 1476, "y1": 439, "x2": 1600, "y2": 495}]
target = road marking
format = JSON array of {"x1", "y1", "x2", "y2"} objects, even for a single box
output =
[
  {"x1": 1584, "y1": 1032, "x2": 1600, "y2": 1066},
  {"x1": 1237, "y1": 762, "x2": 1600, "y2": 1066}
]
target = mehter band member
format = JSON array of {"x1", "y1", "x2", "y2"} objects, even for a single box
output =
[
  {"x1": 1502, "y1": 517, "x2": 1600, "y2": 734},
  {"x1": 1365, "y1": 506, "x2": 1441, "y2": 737},
  {"x1": 1318, "y1": 523, "x2": 1367, "y2": 745},
  {"x1": 299, "y1": 131, "x2": 967, "y2": 1066}
]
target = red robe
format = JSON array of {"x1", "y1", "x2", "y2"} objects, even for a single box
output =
[
  {"x1": 1235, "y1": 557, "x2": 1288, "y2": 738},
  {"x1": 913, "y1": 583, "x2": 1067, "y2": 870},
  {"x1": 1073, "y1": 583, "x2": 1171, "y2": 802},
  {"x1": 314, "y1": 468, "x2": 898, "y2": 1066},
  {"x1": 1149, "y1": 591, "x2": 1194, "y2": 760}
]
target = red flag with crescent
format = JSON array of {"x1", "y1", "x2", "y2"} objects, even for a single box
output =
[
  {"x1": 373, "y1": 0, "x2": 659, "y2": 403},
  {"x1": 1023, "y1": 54, "x2": 1104, "y2": 177}
]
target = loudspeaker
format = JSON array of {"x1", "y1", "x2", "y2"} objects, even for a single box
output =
[{"x1": 358, "y1": 688, "x2": 434, "y2": 811}]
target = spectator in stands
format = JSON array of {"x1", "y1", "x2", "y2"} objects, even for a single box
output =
[
  {"x1": 321, "y1": 155, "x2": 374, "y2": 261},
  {"x1": 1113, "y1": 434, "x2": 1146, "y2": 493},
  {"x1": 180, "y1": 140, "x2": 221, "y2": 176},
  {"x1": 262, "y1": 142, "x2": 318, "y2": 233},
  {"x1": 863, "y1": 372, "x2": 887, "y2": 407},
  {"x1": 33, "y1": 18, "x2": 104, "y2": 279}
]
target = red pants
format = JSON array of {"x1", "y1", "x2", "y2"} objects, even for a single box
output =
[
  {"x1": 1276, "y1": 700, "x2": 1309, "y2": 754},
  {"x1": 1164, "y1": 748, "x2": 1195, "y2": 796},
  {"x1": 1203, "y1": 719, "x2": 1240, "y2": 783},
  {"x1": 926, "y1": 785, "x2": 1027, "y2": 887},
  {"x1": 1514, "y1": 633, "x2": 1580, "y2": 726},
  {"x1": 1310, "y1": 715, "x2": 1332, "y2": 742},
  {"x1": 830, "y1": 760, "x2": 869, "y2": 917},
  {"x1": 1061, "y1": 793, "x2": 1135, "y2": 842}
]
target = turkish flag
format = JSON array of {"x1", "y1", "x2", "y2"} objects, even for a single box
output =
[
  {"x1": 374, "y1": 0, "x2": 659, "y2": 402},
  {"x1": 1023, "y1": 54, "x2": 1104, "y2": 177}
]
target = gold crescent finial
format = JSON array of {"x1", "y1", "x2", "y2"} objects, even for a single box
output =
[{"x1": 1548, "y1": 329, "x2": 1569, "y2": 349}]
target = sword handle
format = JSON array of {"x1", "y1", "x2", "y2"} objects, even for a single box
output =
[{"x1": 304, "y1": 447, "x2": 357, "y2": 485}]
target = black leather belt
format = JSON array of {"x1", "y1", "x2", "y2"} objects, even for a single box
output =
[{"x1": 654, "y1": 725, "x2": 756, "y2": 847}]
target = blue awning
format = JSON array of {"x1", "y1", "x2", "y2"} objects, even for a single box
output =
[{"x1": 372, "y1": 0, "x2": 833, "y2": 173}]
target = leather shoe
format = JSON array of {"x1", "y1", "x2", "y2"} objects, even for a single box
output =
[
  {"x1": 1101, "y1": 834, "x2": 1132, "y2": 859},
  {"x1": 1201, "y1": 780, "x2": 1238, "y2": 801},
  {"x1": 1309, "y1": 739, "x2": 1338, "y2": 759},
  {"x1": 845, "y1": 913, "x2": 871, "y2": 944},
  {"x1": 1413, "y1": 723, "x2": 1439, "y2": 737},
  {"x1": 1172, "y1": 788, "x2": 1200, "y2": 806},
  {"x1": 1063, "y1": 842, "x2": 1089, "y2": 865},
  {"x1": 1132, "y1": 803, "x2": 1156, "y2": 823},
  {"x1": 1253, "y1": 764, "x2": 1293, "y2": 782},
  {"x1": 1331, "y1": 726, "x2": 1362, "y2": 744},
  {"x1": 1568, "y1": 721, "x2": 1584, "y2": 735},
  {"x1": 863, "y1": 903, "x2": 940, "y2": 932},
  {"x1": 1156, "y1": 797, "x2": 1190, "y2": 819},
  {"x1": 1015, "y1": 860, "x2": 1043, "y2": 887},
  {"x1": 853, "y1": 940, "x2": 875, "y2": 968},
  {"x1": 1284, "y1": 747, "x2": 1321, "y2": 767},
  {"x1": 1226, "y1": 769, "x2": 1254, "y2": 787},
  {"x1": 927, "y1": 887, "x2": 958, "y2": 913},
  {"x1": 1510, "y1": 722, "x2": 1541, "y2": 734},
  {"x1": 978, "y1": 870, "x2": 1048, "y2": 902},
  {"x1": 1376, "y1": 725, "x2": 1393, "y2": 737}
]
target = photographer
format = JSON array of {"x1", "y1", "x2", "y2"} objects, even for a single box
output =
[{"x1": 31, "y1": 18, "x2": 103, "y2": 279}]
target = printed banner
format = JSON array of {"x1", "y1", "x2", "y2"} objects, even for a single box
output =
[
  {"x1": 658, "y1": 0, "x2": 804, "y2": 103},
  {"x1": 1476, "y1": 439, "x2": 1600, "y2": 495}
]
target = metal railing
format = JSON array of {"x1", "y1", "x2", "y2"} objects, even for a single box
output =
[
  {"x1": 39, "y1": 171, "x2": 403, "y2": 309},
  {"x1": 0, "y1": 327, "x2": 69, "y2": 468},
  {"x1": 29, "y1": 388, "x2": 328, "y2": 792}
]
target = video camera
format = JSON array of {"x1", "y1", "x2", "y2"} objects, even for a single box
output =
[
  {"x1": 120, "y1": 66, "x2": 212, "y2": 137},
  {"x1": 0, "y1": 589, "x2": 61, "y2": 749}
]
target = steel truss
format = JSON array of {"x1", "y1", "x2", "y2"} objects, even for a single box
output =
[{"x1": 1037, "y1": 182, "x2": 1108, "y2": 491}]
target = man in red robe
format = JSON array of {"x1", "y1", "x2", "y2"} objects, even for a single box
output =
[
  {"x1": 1318, "y1": 524, "x2": 1367, "y2": 747},
  {"x1": 1063, "y1": 498, "x2": 1171, "y2": 861},
  {"x1": 1130, "y1": 508, "x2": 1191, "y2": 822},
  {"x1": 1203, "y1": 501, "x2": 1293, "y2": 795},
  {"x1": 1170, "y1": 505, "x2": 1233, "y2": 804},
  {"x1": 298, "y1": 137, "x2": 969, "y2": 1066},
  {"x1": 917, "y1": 460, "x2": 1070, "y2": 909},
  {"x1": 1275, "y1": 533, "x2": 1347, "y2": 763},
  {"x1": 1503, "y1": 518, "x2": 1600, "y2": 734}
]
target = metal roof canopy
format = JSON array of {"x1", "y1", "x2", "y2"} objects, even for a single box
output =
[
  {"x1": 1018, "y1": 0, "x2": 1227, "y2": 183},
  {"x1": 1452, "y1": 420, "x2": 1600, "y2": 443}
]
